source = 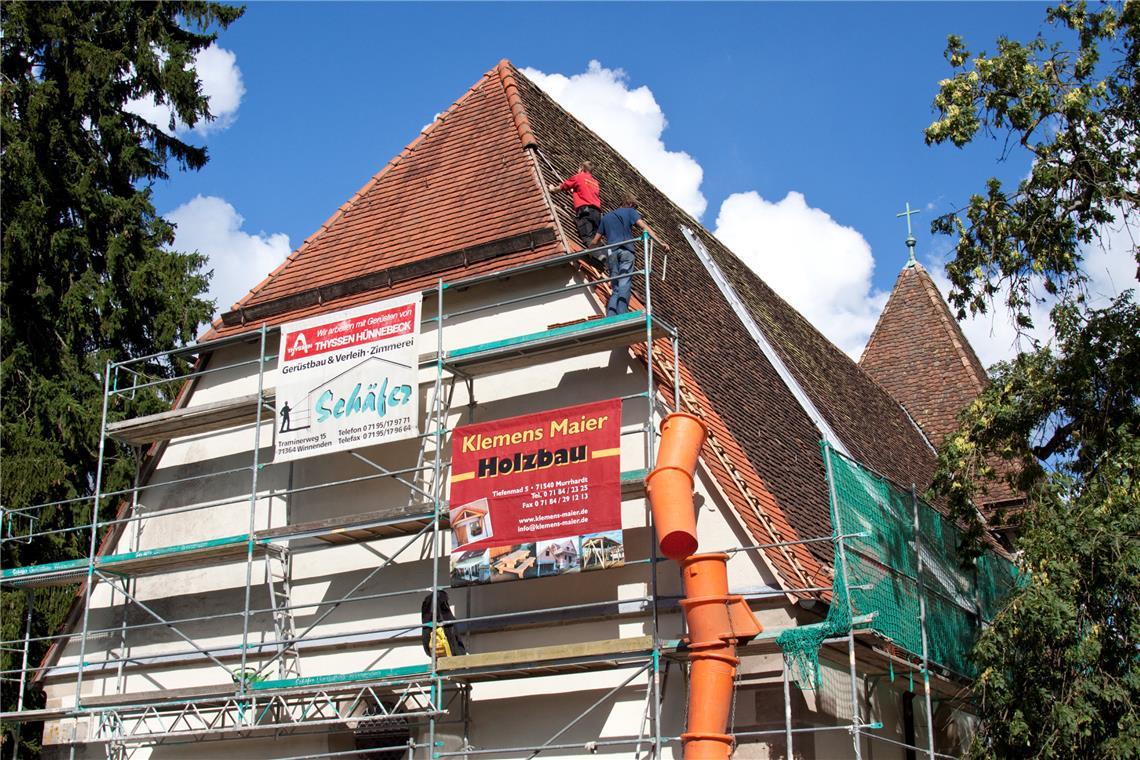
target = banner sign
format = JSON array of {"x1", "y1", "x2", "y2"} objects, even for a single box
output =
[
  {"x1": 448, "y1": 399, "x2": 624, "y2": 586},
  {"x1": 274, "y1": 293, "x2": 422, "y2": 462}
]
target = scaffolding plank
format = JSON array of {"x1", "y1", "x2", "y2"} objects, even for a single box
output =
[
  {"x1": 0, "y1": 706, "x2": 73, "y2": 723},
  {"x1": 257, "y1": 502, "x2": 441, "y2": 544},
  {"x1": 106, "y1": 391, "x2": 275, "y2": 446},
  {"x1": 438, "y1": 635, "x2": 654, "y2": 680},
  {"x1": 444, "y1": 311, "x2": 656, "y2": 375},
  {"x1": 82, "y1": 682, "x2": 237, "y2": 708},
  {"x1": 254, "y1": 663, "x2": 431, "y2": 692},
  {"x1": 102, "y1": 314, "x2": 663, "y2": 445},
  {"x1": 0, "y1": 534, "x2": 268, "y2": 588}
]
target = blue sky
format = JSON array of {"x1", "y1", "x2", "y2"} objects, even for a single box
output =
[{"x1": 150, "y1": 2, "x2": 1133, "y2": 363}]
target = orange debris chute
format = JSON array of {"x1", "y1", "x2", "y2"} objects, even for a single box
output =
[
  {"x1": 648, "y1": 413, "x2": 763, "y2": 759},
  {"x1": 647, "y1": 412, "x2": 707, "y2": 560}
]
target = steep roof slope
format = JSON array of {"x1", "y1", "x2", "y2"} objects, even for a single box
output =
[
  {"x1": 509, "y1": 67, "x2": 940, "y2": 568},
  {"x1": 203, "y1": 59, "x2": 945, "y2": 584},
  {"x1": 207, "y1": 64, "x2": 565, "y2": 336},
  {"x1": 860, "y1": 262, "x2": 987, "y2": 447},
  {"x1": 860, "y1": 261, "x2": 1021, "y2": 510}
]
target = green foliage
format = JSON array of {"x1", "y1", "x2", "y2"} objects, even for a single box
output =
[
  {"x1": 926, "y1": 1, "x2": 1138, "y2": 326},
  {"x1": 0, "y1": 2, "x2": 242, "y2": 753},
  {"x1": 970, "y1": 434, "x2": 1139, "y2": 758},
  {"x1": 926, "y1": 2, "x2": 1139, "y2": 756}
]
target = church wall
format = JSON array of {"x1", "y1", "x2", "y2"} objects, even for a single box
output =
[{"x1": 37, "y1": 264, "x2": 962, "y2": 758}]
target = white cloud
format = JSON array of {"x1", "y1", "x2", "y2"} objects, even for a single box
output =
[
  {"x1": 126, "y1": 45, "x2": 245, "y2": 136},
  {"x1": 922, "y1": 210, "x2": 1137, "y2": 368},
  {"x1": 924, "y1": 262, "x2": 1052, "y2": 368},
  {"x1": 713, "y1": 191, "x2": 888, "y2": 358},
  {"x1": 1084, "y1": 207, "x2": 1138, "y2": 306},
  {"x1": 522, "y1": 61, "x2": 707, "y2": 219},
  {"x1": 166, "y1": 195, "x2": 291, "y2": 315}
]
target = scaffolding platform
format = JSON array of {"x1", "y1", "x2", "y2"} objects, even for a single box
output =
[
  {"x1": 0, "y1": 534, "x2": 270, "y2": 588},
  {"x1": 258, "y1": 503, "x2": 441, "y2": 544},
  {"x1": 438, "y1": 635, "x2": 655, "y2": 681},
  {"x1": 106, "y1": 391, "x2": 275, "y2": 446},
  {"x1": 101, "y1": 313, "x2": 665, "y2": 446},
  {"x1": 442, "y1": 310, "x2": 667, "y2": 375}
]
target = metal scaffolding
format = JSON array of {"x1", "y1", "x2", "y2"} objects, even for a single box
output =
[{"x1": 0, "y1": 235, "x2": 974, "y2": 760}]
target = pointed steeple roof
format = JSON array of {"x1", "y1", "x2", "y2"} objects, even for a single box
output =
[
  {"x1": 860, "y1": 260, "x2": 1023, "y2": 512},
  {"x1": 860, "y1": 261, "x2": 987, "y2": 449}
]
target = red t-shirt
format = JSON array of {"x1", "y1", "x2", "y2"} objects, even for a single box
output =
[{"x1": 559, "y1": 172, "x2": 601, "y2": 210}]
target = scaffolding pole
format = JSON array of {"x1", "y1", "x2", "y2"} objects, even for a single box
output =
[
  {"x1": 824, "y1": 444, "x2": 864, "y2": 760},
  {"x1": 912, "y1": 484, "x2": 937, "y2": 760},
  {"x1": 239, "y1": 324, "x2": 270, "y2": 697}
]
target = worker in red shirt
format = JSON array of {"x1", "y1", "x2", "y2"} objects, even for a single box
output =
[{"x1": 549, "y1": 160, "x2": 602, "y2": 247}]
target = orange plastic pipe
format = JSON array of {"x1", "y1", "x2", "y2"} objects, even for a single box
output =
[
  {"x1": 645, "y1": 466, "x2": 698, "y2": 560},
  {"x1": 680, "y1": 553, "x2": 730, "y2": 598},
  {"x1": 722, "y1": 594, "x2": 763, "y2": 644},
  {"x1": 685, "y1": 647, "x2": 739, "y2": 738},
  {"x1": 681, "y1": 731, "x2": 735, "y2": 759},
  {"x1": 679, "y1": 595, "x2": 734, "y2": 646},
  {"x1": 657, "y1": 412, "x2": 708, "y2": 475}
]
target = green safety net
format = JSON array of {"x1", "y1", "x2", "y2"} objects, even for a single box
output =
[{"x1": 777, "y1": 443, "x2": 1020, "y2": 689}]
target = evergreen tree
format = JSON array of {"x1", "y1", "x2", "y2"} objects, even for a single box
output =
[
  {"x1": 1, "y1": 3, "x2": 243, "y2": 755},
  {"x1": 926, "y1": 2, "x2": 1139, "y2": 756}
]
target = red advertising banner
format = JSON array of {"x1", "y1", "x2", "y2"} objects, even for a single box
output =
[{"x1": 448, "y1": 399, "x2": 624, "y2": 585}]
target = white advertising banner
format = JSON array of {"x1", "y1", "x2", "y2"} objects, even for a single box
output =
[{"x1": 274, "y1": 293, "x2": 422, "y2": 462}]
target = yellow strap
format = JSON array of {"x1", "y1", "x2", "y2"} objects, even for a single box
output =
[{"x1": 433, "y1": 626, "x2": 453, "y2": 658}]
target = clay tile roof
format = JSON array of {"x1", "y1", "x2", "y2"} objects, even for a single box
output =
[
  {"x1": 507, "y1": 65, "x2": 941, "y2": 573},
  {"x1": 196, "y1": 60, "x2": 972, "y2": 591},
  {"x1": 860, "y1": 262, "x2": 987, "y2": 447},
  {"x1": 860, "y1": 262, "x2": 1022, "y2": 508},
  {"x1": 204, "y1": 62, "x2": 565, "y2": 338}
]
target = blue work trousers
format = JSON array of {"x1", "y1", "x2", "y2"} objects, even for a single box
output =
[{"x1": 605, "y1": 247, "x2": 635, "y2": 316}]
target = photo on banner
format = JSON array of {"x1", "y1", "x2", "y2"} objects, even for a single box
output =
[
  {"x1": 448, "y1": 398, "x2": 624, "y2": 586},
  {"x1": 274, "y1": 292, "x2": 422, "y2": 462}
]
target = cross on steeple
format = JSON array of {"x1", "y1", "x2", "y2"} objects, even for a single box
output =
[{"x1": 896, "y1": 202, "x2": 920, "y2": 267}]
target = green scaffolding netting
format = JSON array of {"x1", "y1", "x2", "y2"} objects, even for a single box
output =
[{"x1": 777, "y1": 443, "x2": 1020, "y2": 689}]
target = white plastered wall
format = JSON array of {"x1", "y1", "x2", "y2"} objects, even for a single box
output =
[{"x1": 38, "y1": 264, "x2": 963, "y2": 758}]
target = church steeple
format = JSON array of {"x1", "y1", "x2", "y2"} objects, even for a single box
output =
[
  {"x1": 861, "y1": 202, "x2": 988, "y2": 449},
  {"x1": 860, "y1": 203, "x2": 1022, "y2": 517}
]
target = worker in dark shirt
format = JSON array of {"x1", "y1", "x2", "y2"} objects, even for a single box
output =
[
  {"x1": 591, "y1": 194, "x2": 670, "y2": 316},
  {"x1": 549, "y1": 161, "x2": 602, "y2": 247}
]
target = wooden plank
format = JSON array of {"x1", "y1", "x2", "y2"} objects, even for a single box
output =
[
  {"x1": 101, "y1": 542, "x2": 265, "y2": 576},
  {"x1": 82, "y1": 682, "x2": 238, "y2": 708},
  {"x1": 437, "y1": 635, "x2": 653, "y2": 672},
  {"x1": 106, "y1": 391, "x2": 275, "y2": 446}
]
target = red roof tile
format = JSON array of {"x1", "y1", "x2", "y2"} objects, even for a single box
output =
[
  {"x1": 201, "y1": 60, "x2": 977, "y2": 589},
  {"x1": 860, "y1": 262, "x2": 1022, "y2": 508},
  {"x1": 861, "y1": 263, "x2": 986, "y2": 447},
  {"x1": 205, "y1": 62, "x2": 564, "y2": 337}
]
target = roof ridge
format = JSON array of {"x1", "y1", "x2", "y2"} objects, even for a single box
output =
[
  {"x1": 200, "y1": 66, "x2": 504, "y2": 340},
  {"x1": 496, "y1": 60, "x2": 537, "y2": 149}
]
